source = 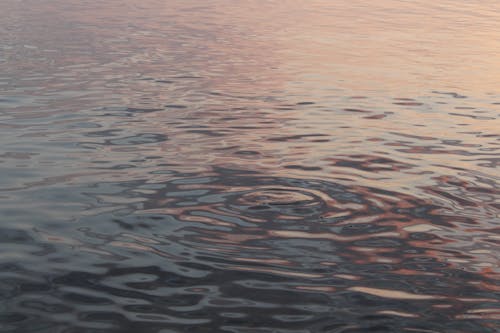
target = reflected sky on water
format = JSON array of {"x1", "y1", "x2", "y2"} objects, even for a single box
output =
[{"x1": 0, "y1": 1, "x2": 499, "y2": 332}]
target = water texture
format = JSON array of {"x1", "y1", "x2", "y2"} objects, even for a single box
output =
[{"x1": 0, "y1": 1, "x2": 499, "y2": 332}]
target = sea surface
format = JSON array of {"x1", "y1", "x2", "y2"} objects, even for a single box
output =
[{"x1": 0, "y1": 1, "x2": 499, "y2": 332}]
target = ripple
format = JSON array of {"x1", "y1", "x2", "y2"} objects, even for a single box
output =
[
  {"x1": 105, "y1": 133, "x2": 168, "y2": 146},
  {"x1": 238, "y1": 188, "x2": 319, "y2": 207}
]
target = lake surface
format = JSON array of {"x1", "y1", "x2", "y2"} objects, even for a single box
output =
[{"x1": 0, "y1": 0, "x2": 499, "y2": 332}]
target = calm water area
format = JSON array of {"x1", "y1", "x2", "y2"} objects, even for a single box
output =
[{"x1": 0, "y1": 0, "x2": 499, "y2": 332}]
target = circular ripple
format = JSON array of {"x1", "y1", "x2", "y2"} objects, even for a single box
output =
[{"x1": 238, "y1": 188, "x2": 319, "y2": 207}]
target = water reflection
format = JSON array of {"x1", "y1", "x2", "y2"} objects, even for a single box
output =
[
  {"x1": 1, "y1": 168, "x2": 498, "y2": 332},
  {"x1": 0, "y1": 0, "x2": 499, "y2": 332}
]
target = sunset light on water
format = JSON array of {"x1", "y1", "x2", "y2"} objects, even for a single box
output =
[{"x1": 0, "y1": 1, "x2": 499, "y2": 332}]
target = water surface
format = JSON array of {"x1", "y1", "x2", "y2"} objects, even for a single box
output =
[{"x1": 0, "y1": 1, "x2": 499, "y2": 332}]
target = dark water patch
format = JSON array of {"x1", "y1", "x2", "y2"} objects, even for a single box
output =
[
  {"x1": 363, "y1": 114, "x2": 387, "y2": 119},
  {"x1": 97, "y1": 164, "x2": 137, "y2": 170},
  {"x1": 432, "y1": 91, "x2": 468, "y2": 99},
  {"x1": 104, "y1": 133, "x2": 168, "y2": 146},
  {"x1": 172, "y1": 76, "x2": 203, "y2": 79},
  {"x1": 449, "y1": 112, "x2": 496, "y2": 120},
  {"x1": 214, "y1": 145, "x2": 241, "y2": 151},
  {"x1": 393, "y1": 102, "x2": 423, "y2": 106},
  {"x1": 165, "y1": 104, "x2": 188, "y2": 109},
  {"x1": 267, "y1": 134, "x2": 329, "y2": 142},
  {"x1": 176, "y1": 124, "x2": 210, "y2": 128},
  {"x1": 126, "y1": 107, "x2": 165, "y2": 113},
  {"x1": 234, "y1": 150, "x2": 260, "y2": 156},
  {"x1": 85, "y1": 129, "x2": 122, "y2": 137},
  {"x1": 0, "y1": 228, "x2": 35, "y2": 242},
  {"x1": 284, "y1": 165, "x2": 322, "y2": 171},
  {"x1": 229, "y1": 126, "x2": 264, "y2": 129},
  {"x1": 343, "y1": 108, "x2": 372, "y2": 113}
]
